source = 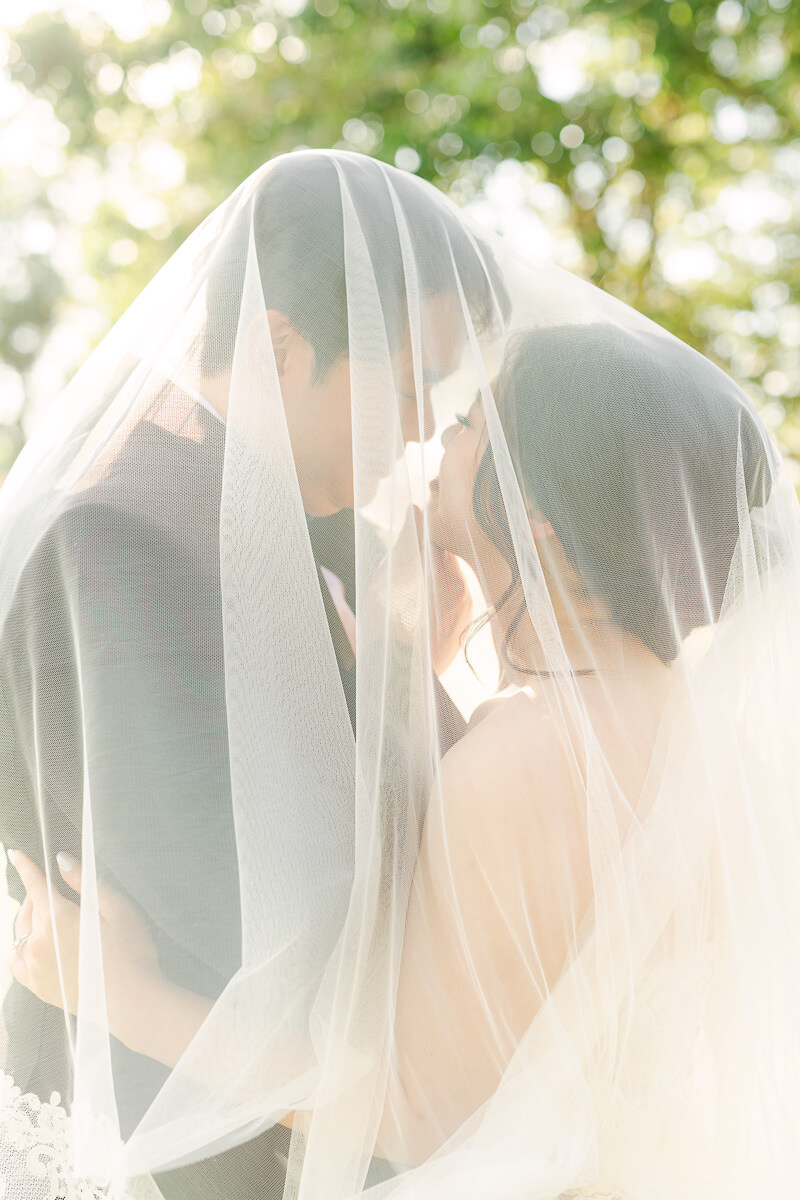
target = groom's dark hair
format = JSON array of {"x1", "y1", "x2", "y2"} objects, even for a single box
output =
[{"x1": 196, "y1": 151, "x2": 508, "y2": 380}]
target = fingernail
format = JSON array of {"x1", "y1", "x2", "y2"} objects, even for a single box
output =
[
  {"x1": 57, "y1": 852, "x2": 77, "y2": 873},
  {"x1": 6, "y1": 849, "x2": 16, "y2": 865}
]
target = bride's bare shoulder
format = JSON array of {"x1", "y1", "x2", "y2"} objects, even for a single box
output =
[{"x1": 441, "y1": 688, "x2": 576, "y2": 818}]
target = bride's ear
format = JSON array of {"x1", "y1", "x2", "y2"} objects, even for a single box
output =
[
  {"x1": 521, "y1": 491, "x2": 554, "y2": 540},
  {"x1": 526, "y1": 504, "x2": 555, "y2": 541}
]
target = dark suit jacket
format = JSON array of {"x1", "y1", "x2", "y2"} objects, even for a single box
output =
[{"x1": 0, "y1": 394, "x2": 464, "y2": 1195}]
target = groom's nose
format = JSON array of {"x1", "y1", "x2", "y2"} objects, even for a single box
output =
[{"x1": 400, "y1": 390, "x2": 435, "y2": 444}]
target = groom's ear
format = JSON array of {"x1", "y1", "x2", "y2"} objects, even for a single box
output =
[{"x1": 266, "y1": 310, "x2": 294, "y2": 377}]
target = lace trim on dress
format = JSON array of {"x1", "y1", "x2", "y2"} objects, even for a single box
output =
[{"x1": 0, "y1": 1072, "x2": 109, "y2": 1200}]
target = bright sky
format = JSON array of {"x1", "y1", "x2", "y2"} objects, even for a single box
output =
[
  {"x1": 1, "y1": 0, "x2": 73, "y2": 28},
  {"x1": 0, "y1": 0, "x2": 173, "y2": 37}
]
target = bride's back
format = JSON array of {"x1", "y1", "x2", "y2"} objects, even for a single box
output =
[{"x1": 387, "y1": 639, "x2": 675, "y2": 1160}]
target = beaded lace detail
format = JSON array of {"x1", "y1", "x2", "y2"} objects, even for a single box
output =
[{"x1": 0, "y1": 1072, "x2": 110, "y2": 1200}]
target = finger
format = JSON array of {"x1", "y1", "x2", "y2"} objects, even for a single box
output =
[
  {"x1": 58, "y1": 853, "x2": 130, "y2": 924},
  {"x1": 7, "y1": 850, "x2": 50, "y2": 910},
  {"x1": 13, "y1": 895, "x2": 33, "y2": 940},
  {"x1": 56, "y1": 851, "x2": 82, "y2": 896}
]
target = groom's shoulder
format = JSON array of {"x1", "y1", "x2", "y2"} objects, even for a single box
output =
[
  {"x1": 55, "y1": 391, "x2": 224, "y2": 551},
  {"x1": 69, "y1": 391, "x2": 224, "y2": 522},
  {"x1": 7, "y1": 396, "x2": 225, "y2": 613}
]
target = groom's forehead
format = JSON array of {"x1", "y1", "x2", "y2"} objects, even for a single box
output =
[{"x1": 394, "y1": 291, "x2": 466, "y2": 377}]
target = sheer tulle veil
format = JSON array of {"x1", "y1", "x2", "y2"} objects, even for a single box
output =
[{"x1": 0, "y1": 148, "x2": 798, "y2": 1200}]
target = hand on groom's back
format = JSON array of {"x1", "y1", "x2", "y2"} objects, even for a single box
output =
[{"x1": 8, "y1": 849, "x2": 163, "y2": 1046}]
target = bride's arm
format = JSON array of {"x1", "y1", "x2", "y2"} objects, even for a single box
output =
[
  {"x1": 6, "y1": 849, "x2": 212, "y2": 1068},
  {"x1": 7, "y1": 849, "x2": 300, "y2": 1132},
  {"x1": 376, "y1": 702, "x2": 593, "y2": 1164}
]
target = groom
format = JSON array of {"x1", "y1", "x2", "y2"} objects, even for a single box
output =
[{"x1": 0, "y1": 154, "x2": 505, "y2": 1197}]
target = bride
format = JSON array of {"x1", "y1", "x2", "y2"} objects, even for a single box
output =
[{"x1": 1, "y1": 150, "x2": 799, "y2": 1200}]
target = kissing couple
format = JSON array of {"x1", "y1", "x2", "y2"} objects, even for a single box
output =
[{"x1": 0, "y1": 151, "x2": 796, "y2": 1200}]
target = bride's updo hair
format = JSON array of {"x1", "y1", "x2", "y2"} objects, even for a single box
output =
[
  {"x1": 196, "y1": 151, "x2": 508, "y2": 380},
  {"x1": 474, "y1": 323, "x2": 776, "y2": 664}
]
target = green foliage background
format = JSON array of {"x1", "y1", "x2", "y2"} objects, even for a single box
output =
[{"x1": 1, "y1": 0, "x2": 798, "y2": 473}]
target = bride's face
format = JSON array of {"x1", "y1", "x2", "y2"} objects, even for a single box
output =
[{"x1": 428, "y1": 394, "x2": 495, "y2": 565}]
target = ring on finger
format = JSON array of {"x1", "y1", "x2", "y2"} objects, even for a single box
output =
[{"x1": 12, "y1": 932, "x2": 32, "y2": 955}]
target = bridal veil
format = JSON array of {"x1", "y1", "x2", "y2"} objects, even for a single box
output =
[{"x1": 0, "y1": 149, "x2": 798, "y2": 1200}]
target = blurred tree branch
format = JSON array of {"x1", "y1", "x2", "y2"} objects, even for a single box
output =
[{"x1": 1, "y1": 0, "x2": 798, "y2": 473}]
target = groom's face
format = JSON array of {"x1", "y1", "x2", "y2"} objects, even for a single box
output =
[{"x1": 278, "y1": 291, "x2": 465, "y2": 517}]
